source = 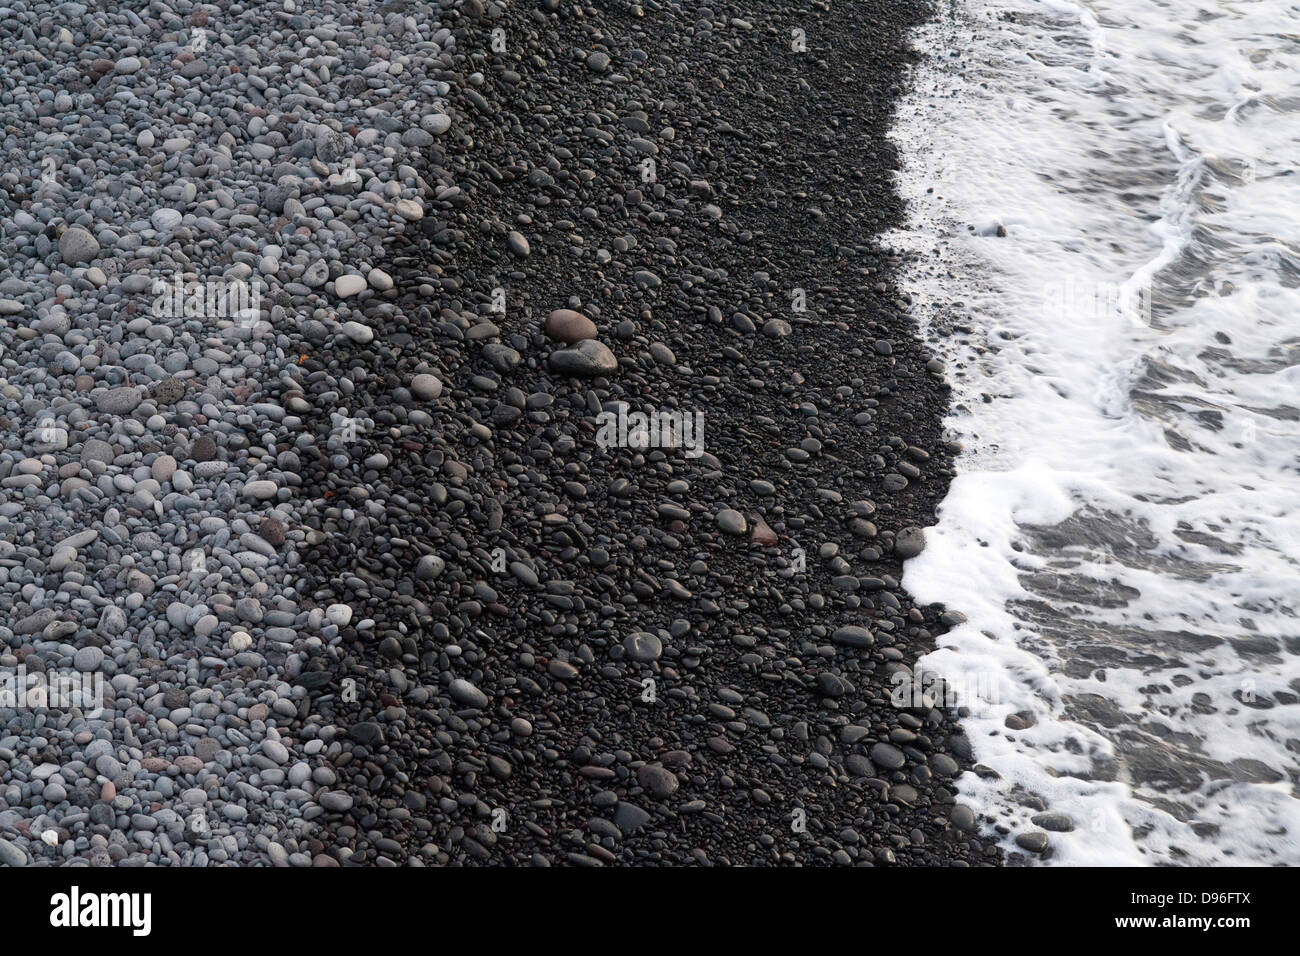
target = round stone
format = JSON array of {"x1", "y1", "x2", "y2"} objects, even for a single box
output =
[
  {"x1": 635, "y1": 764, "x2": 678, "y2": 798},
  {"x1": 623, "y1": 632, "x2": 663, "y2": 662},
  {"x1": 151, "y1": 454, "x2": 177, "y2": 483},
  {"x1": 190, "y1": 436, "x2": 217, "y2": 462},
  {"x1": 335, "y1": 274, "x2": 366, "y2": 297},
  {"x1": 831, "y1": 626, "x2": 874, "y2": 649},
  {"x1": 544, "y1": 309, "x2": 597, "y2": 344},
  {"x1": 151, "y1": 208, "x2": 182, "y2": 231},
  {"x1": 895, "y1": 526, "x2": 927, "y2": 559},
  {"x1": 870, "y1": 742, "x2": 907, "y2": 770},
  {"x1": 410, "y1": 374, "x2": 443, "y2": 400},
  {"x1": 242, "y1": 480, "x2": 278, "y2": 500},
  {"x1": 1015, "y1": 831, "x2": 1050, "y2": 853},
  {"x1": 73, "y1": 646, "x2": 104, "y2": 672},
  {"x1": 716, "y1": 509, "x2": 747, "y2": 535}
]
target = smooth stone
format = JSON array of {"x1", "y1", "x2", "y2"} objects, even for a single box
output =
[
  {"x1": 635, "y1": 764, "x2": 678, "y2": 798},
  {"x1": 0, "y1": 839, "x2": 28, "y2": 867},
  {"x1": 951, "y1": 805, "x2": 978, "y2": 832},
  {"x1": 449, "y1": 679, "x2": 489, "y2": 709},
  {"x1": 1031, "y1": 812, "x2": 1075, "y2": 832},
  {"x1": 870, "y1": 743, "x2": 907, "y2": 770},
  {"x1": 614, "y1": 802, "x2": 651, "y2": 832},
  {"x1": 95, "y1": 387, "x2": 142, "y2": 414},
  {"x1": 151, "y1": 454, "x2": 177, "y2": 483},
  {"x1": 320, "y1": 791, "x2": 354, "y2": 812},
  {"x1": 715, "y1": 509, "x2": 747, "y2": 535},
  {"x1": 151, "y1": 208, "x2": 182, "y2": 231},
  {"x1": 335, "y1": 274, "x2": 366, "y2": 297},
  {"x1": 395, "y1": 199, "x2": 424, "y2": 220},
  {"x1": 895, "y1": 526, "x2": 926, "y2": 559},
  {"x1": 1015, "y1": 831, "x2": 1050, "y2": 853},
  {"x1": 544, "y1": 309, "x2": 597, "y2": 344},
  {"x1": 341, "y1": 321, "x2": 373, "y2": 344},
  {"x1": 623, "y1": 632, "x2": 663, "y2": 662},
  {"x1": 831, "y1": 626, "x2": 874, "y2": 649},
  {"x1": 416, "y1": 555, "x2": 445, "y2": 580},
  {"x1": 73, "y1": 646, "x2": 103, "y2": 672},
  {"x1": 242, "y1": 480, "x2": 278, "y2": 500},
  {"x1": 410, "y1": 374, "x2": 442, "y2": 400},
  {"x1": 550, "y1": 340, "x2": 617, "y2": 376},
  {"x1": 325, "y1": 604, "x2": 352, "y2": 626}
]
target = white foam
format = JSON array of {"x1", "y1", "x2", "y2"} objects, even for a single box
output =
[{"x1": 889, "y1": 0, "x2": 1300, "y2": 864}]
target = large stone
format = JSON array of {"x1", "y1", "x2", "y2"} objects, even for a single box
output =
[
  {"x1": 81, "y1": 438, "x2": 115, "y2": 465},
  {"x1": 623, "y1": 632, "x2": 663, "y2": 662},
  {"x1": 749, "y1": 514, "x2": 778, "y2": 547},
  {"x1": 73, "y1": 646, "x2": 103, "y2": 672},
  {"x1": 831, "y1": 626, "x2": 874, "y2": 649},
  {"x1": 95, "y1": 387, "x2": 142, "y2": 415},
  {"x1": 1015, "y1": 831, "x2": 1050, "y2": 853},
  {"x1": 1031, "y1": 812, "x2": 1075, "y2": 832},
  {"x1": 0, "y1": 839, "x2": 28, "y2": 867},
  {"x1": 410, "y1": 373, "x2": 442, "y2": 400},
  {"x1": 58, "y1": 226, "x2": 99, "y2": 264},
  {"x1": 895, "y1": 526, "x2": 927, "y2": 559},
  {"x1": 242, "y1": 480, "x2": 278, "y2": 501},
  {"x1": 334, "y1": 274, "x2": 366, "y2": 298},
  {"x1": 449, "y1": 678, "x2": 488, "y2": 709},
  {"x1": 870, "y1": 742, "x2": 907, "y2": 771},
  {"x1": 716, "y1": 509, "x2": 747, "y2": 536},
  {"x1": 614, "y1": 801, "x2": 651, "y2": 833},
  {"x1": 544, "y1": 309, "x2": 597, "y2": 344},
  {"x1": 635, "y1": 764, "x2": 679, "y2": 798},
  {"x1": 550, "y1": 339, "x2": 617, "y2": 377}
]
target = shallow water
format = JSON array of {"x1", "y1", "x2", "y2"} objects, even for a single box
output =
[{"x1": 889, "y1": 0, "x2": 1300, "y2": 864}]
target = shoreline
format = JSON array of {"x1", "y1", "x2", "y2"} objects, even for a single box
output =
[{"x1": 291, "y1": 0, "x2": 1004, "y2": 865}]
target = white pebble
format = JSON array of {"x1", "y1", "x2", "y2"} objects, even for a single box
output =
[{"x1": 334, "y1": 274, "x2": 366, "y2": 297}]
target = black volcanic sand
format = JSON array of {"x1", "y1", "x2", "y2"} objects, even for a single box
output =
[{"x1": 284, "y1": 0, "x2": 1005, "y2": 866}]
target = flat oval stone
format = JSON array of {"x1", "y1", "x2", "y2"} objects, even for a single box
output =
[
  {"x1": 448, "y1": 678, "x2": 488, "y2": 709},
  {"x1": 545, "y1": 308, "x2": 597, "y2": 344}
]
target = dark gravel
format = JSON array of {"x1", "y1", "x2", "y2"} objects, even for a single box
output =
[{"x1": 283, "y1": 0, "x2": 1004, "y2": 866}]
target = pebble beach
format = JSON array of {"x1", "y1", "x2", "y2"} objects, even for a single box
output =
[{"x1": 0, "y1": 0, "x2": 1003, "y2": 867}]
